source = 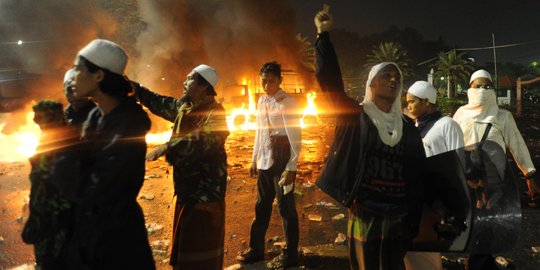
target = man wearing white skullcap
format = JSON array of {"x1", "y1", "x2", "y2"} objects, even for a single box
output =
[
  {"x1": 133, "y1": 64, "x2": 228, "y2": 269},
  {"x1": 403, "y1": 81, "x2": 464, "y2": 270},
  {"x1": 406, "y1": 81, "x2": 464, "y2": 157},
  {"x1": 454, "y1": 69, "x2": 538, "y2": 206},
  {"x1": 453, "y1": 69, "x2": 538, "y2": 269},
  {"x1": 314, "y1": 9, "x2": 426, "y2": 270},
  {"x1": 52, "y1": 39, "x2": 155, "y2": 269}
]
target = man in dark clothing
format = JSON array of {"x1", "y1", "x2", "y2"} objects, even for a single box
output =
[
  {"x1": 22, "y1": 100, "x2": 73, "y2": 270},
  {"x1": 63, "y1": 68, "x2": 96, "y2": 127},
  {"x1": 52, "y1": 39, "x2": 155, "y2": 270},
  {"x1": 134, "y1": 64, "x2": 229, "y2": 270},
  {"x1": 314, "y1": 10, "x2": 425, "y2": 270}
]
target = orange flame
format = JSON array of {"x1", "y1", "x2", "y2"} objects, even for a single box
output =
[{"x1": 0, "y1": 112, "x2": 41, "y2": 162}]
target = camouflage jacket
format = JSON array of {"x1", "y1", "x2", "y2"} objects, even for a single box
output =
[{"x1": 136, "y1": 87, "x2": 229, "y2": 204}]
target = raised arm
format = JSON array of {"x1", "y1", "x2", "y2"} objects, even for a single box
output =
[
  {"x1": 133, "y1": 82, "x2": 181, "y2": 122},
  {"x1": 314, "y1": 10, "x2": 361, "y2": 116}
]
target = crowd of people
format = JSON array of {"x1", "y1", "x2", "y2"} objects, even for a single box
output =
[{"x1": 21, "y1": 8, "x2": 538, "y2": 270}]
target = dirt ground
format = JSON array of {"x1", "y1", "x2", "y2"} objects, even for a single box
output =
[{"x1": 1, "y1": 104, "x2": 540, "y2": 270}]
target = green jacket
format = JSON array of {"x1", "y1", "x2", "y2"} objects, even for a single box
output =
[{"x1": 136, "y1": 87, "x2": 229, "y2": 203}]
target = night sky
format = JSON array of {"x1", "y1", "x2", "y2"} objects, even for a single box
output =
[{"x1": 290, "y1": 0, "x2": 540, "y2": 65}]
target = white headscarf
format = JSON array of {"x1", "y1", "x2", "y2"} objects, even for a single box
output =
[
  {"x1": 460, "y1": 70, "x2": 499, "y2": 125},
  {"x1": 362, "y1": 62, "x2": 403, "y2": 147}
]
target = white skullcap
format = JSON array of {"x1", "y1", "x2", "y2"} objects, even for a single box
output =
[
  {"x1": 63, "y1": 68, "x2": 76, "y2": 85},
  {"x1": 407, "y1": 81, "x2": 437, "y2": 104},
  {"x1": 193, "y1": 64, "x2": 218, "y2": 87},
  {"x1": 77, "y1": 39, "x2": 127, "y2": 75},
  {"x1": 469, "y1": 69, "x2": 492, "y2": 84}
]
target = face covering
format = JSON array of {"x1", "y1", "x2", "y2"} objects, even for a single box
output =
[{"x1": 467, "y1": 88, "x2": 497, "y2": 108}]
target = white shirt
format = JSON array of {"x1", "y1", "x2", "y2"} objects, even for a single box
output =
[
  {"x1": 252, "y1": 89, "x2": 302, "y2": 171},
  {"x1": 422, "y1": 116, "x2": 464, "y2": 157},
  {"x1": 453, "y1": 108, "x2": 535, "y2": 176}
]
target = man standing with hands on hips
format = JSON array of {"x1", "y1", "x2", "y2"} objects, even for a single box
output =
[{"x1": 237, "y1": 61, "x2": 302, "y2": 270}]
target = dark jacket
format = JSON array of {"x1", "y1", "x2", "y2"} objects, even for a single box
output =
[
  {"x1": 52, "y1": 98, "x2": 155, "y2": 269},
  {"x1": 315, "y1": 32, "x2": 425, "y2": 220},
  {"x1": 64, "y1": 100, "x2": 96, "y2": 127}
]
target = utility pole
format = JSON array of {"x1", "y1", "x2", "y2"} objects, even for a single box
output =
[{"x1": 492, "y1": 33, "x2": 498, "y2": 96}]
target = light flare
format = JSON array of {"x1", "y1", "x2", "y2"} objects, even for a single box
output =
[{"x1": 145, "y1": 131, "x2": 172, "y2": 145}]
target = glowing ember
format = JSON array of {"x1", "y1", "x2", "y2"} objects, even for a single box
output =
[
  {"x1": 0, "y1": 112, "x2": 41, "y2": 162},
  {"x1": 145, "y1": 131, "x2": 172, "y2": 145}
]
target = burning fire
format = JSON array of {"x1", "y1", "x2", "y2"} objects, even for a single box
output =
[
  {"x1": 226, "y1": 78, "x2": 319, "y2": 131},
  {"x1": 0, "y1": 112, "x2": 41, "y2": 162}
]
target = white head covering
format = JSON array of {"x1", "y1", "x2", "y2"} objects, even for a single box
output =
[
  {"x1": 193, "y1": 64, "x2": 218, "y2": 87},
  {"x1": 362, "y1": 62, "x2": 403, "y2": 147},
  {"x1": 63, "y1": 68, "x2": 76, "y2": 85},
  {"x1": 77, "y1": 39, "x2": 128, "y2": 75},
  {"x1": 456, "y1": 69, "x2": 499, "y2": 131},
  {"x1": 407, "y1": 81, "x2": 437, "y2": 104},
  {"x1": 469, "y1": 69, "x2": 492, "y2": 84}
]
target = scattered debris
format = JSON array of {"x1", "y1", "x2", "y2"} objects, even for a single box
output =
[
  {"x1": 532, "y1": 246, "x2": 540, "y2": 253},
  {"x1": 302, "y1": 181, "x2": 314, "y2": 188},
  {"x1": 334, "y1": 233, "x2": 347, "y2": 245},
  {"x1": 495, "y1": 256, "x2": 510, "y2": 267},
  {"x1": 268, "y1": 236, "x2": 280, "y2": 242},
  {"x1": 303, "y1": 203, "x2": 313, "y2": 209},
  {"x1": 16, "y1": 216, "x2": 23, "y2": 223},
  {"x1": 151, "y1": 239, "x2": 170, "y2": 249},
  {"x1": 294, "y1": 190, "x2": 304, "y2": 197},
  {"x1": 300, "y1": 246, "x2": 314, "y2": 255},
  {"x1": 144, "y1": 173, "x2": 162, "y2": 179},
  {"x1": 308, "y1": 214, "x2": 323, "y2": 222},
  {"x1": 273, "y1": 241, "x2": 287, "y2": 248},
  {"x1": 146, "y1": 223, "x2": 164, "y2": 235},
  {"x1": 230, "y1": 233, "x2": 237, "y2": 239},
  {"x1": 224, "y1": 264, "x2": 243, "y2": 270},
  {"x1": 0, "y1": 236, "x2": 4, "y2": 245},
  {"x1": 152, "y1": 249, "x2": 168, "y2": 256},
  {"x1": 140, "y1": 193, "x2": 155, "y2": 200},
  {"x1": 331, "y1": 213, "x2": 345, "y2": 221}
]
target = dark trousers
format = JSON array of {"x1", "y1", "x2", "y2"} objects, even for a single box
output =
[{"x1": 249, "y1": 137, "x2": 299, "y2": 258}]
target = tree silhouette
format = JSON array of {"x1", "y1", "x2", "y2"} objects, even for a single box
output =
[
  {"x1": 364, "y1": 42, "x2": 414, "y2": 83},
  {"x1": 432, "y1": 50, "x2": 474, "y2": 98}
]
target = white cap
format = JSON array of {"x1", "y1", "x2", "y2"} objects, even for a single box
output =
[
  {"x1": 63, "y1": 68, "x2": 76, "y2": 85},
  {"x1": 77, "y1": 39, "x2": 127, "y2": 75},
  {"x1": 469, "y1": 69, "x2": 492, "y2": 84},
  {"x1": 193, "y1": 64, "x2": 218, "y2": 87},
  {"x1": 407, "y1": 81, "x2": 437, "y2": 104}
]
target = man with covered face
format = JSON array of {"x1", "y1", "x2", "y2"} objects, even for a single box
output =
[
  {"x1": 453, "y1": 69, "x2": 538, "y2": 269},
  {"x1": 133, "y1": 64, "x2": 229, "y2": 270},
  {"x1": 454, "y1": 70, "x2": 538, "y2": 208},
  {"x1": 313, "y1": 9, "x2": 426, "y2": 270}
]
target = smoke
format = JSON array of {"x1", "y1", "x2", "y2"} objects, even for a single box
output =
[
  {"x1": 0, "y1": 0, "x2": 315, "y2": 133},
  {"x1": 132, "y1": 0, "x2": 314, "y2": 97},
  {"x1": 0, "y1": 1, "x2": 117, "y2": 75},
  {"x1": 0, "y1": 0, "x2": 117, "y2": 133}
]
